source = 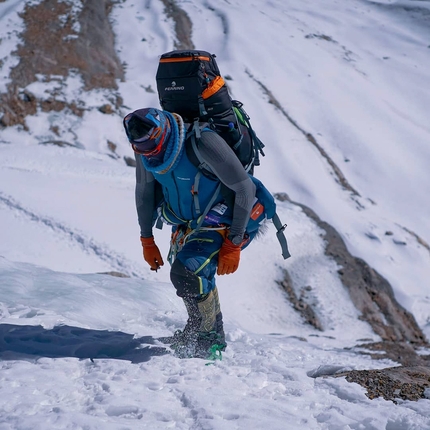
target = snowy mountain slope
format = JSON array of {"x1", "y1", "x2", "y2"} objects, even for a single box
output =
[
  {"x1": 111, "y1": 0, "x2": 430, "y2": 316},
  {"x1": 0, "y1": 0, "x2": 430, "y2": 427},
  {"x1": 1, "y1": 258, "x2": 430, "y2": 429},
  {"x1": 116, "y1": 0, "x2": 430, "y2": 340},
  {"x1": 1, "y1": 141, "x2": 376, "y2": 339}
]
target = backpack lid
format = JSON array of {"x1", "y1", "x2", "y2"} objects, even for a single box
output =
[
  {"x1": 159, "y1": 49, "x2": 214, "y2": 61},
  {"x1": 156, "y1": 50, "x2": 228, "y2": 121}
]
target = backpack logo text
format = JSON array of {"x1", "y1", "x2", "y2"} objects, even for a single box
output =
[{"x1": 165, "y1": 81, "x2": 185, "y2": 91}]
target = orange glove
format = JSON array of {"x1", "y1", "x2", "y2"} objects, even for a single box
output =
[
  {"x1": 140, "y1": 236, "x2": 164, "y2": 271},
  {"x1": 217, "y1": 237, "x2": 241, "y2": 275}
]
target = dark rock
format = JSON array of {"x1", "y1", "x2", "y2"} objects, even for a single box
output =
[
  {"x1": 340, "y1": 366, "x2": 430, "y2": 402},
  {"x1": 159, "y1": 0, "x2": 194, "y2": 50},
  {"x1": 278, "y1": 197, "x2": 426, "y2": 345},
  {"x1": 39, "y1": 140, "x2": 77, "y2": 148},
  {"x1": 99, "y1": 104, "x2": 114, "y2": 114},
  {"x1": 124, "y1": 156, "x2": 136, "y2": 167},
  {"x1": 274, "y1": 192, "x2": 290, "y2": 202},
  {"x1": 107, "y1": 140, "x2": 117, "y2": 153},
  {"x1": 276, "y1": 269, "x2": 323, "y2": 331},
  {"x1": 0, "y1": 0, "x2": 124, "y2": 127},
  {"x1": 352, "y1": 341, "x2": 429, "y2": 367}
]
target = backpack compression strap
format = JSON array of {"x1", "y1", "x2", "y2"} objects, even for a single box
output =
[
  {"x1": 189, "y1": 122, "x2": 222, "y2": 231},
  {"x1": 232, "y1": 101, "x2": 265, "y2": 167}
]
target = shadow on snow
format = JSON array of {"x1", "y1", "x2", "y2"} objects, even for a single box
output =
[{"x1": 0, "y1": 324, "x2": 169, "y2": 363}]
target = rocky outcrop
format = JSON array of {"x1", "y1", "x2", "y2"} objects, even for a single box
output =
[
  {"x1": 275, "y1": 193, "x2": 426, "y2": 346},
  {"x1": 160, "y1": 0, "x2": 194, "y2": 50},
  {"x1": 340, "y1": 365, "x2": 430, "y2": 402},
  {"x1": 0, "y1": 0, "x2": 124, "y2": 128},
  {"x1": 276, "y1": 269, "x2": 324, "y2": 331},
  {"x1": 322, "y1": 217, "x2": 424, "y2": 344},
  {"x1": 275, "y1": 193, "x2": 429, "y2": 402}
]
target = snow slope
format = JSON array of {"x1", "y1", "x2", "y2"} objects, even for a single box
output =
[
  {"x1": 1, "y1": 258, "x2": 429, "y2": 429},
  {"x1": 1, "y1": 0, "x2": 430, "y2": 428}
]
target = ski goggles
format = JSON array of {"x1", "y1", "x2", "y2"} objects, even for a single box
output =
[
  {"x1": 131, "y1": 125, "x2": 168, "y2": 157},
  {"x1": 123, "y1": 108, "x2": 170, "y2": 157}
]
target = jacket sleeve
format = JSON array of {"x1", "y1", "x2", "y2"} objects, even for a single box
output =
[
  {"x1": 197, "y1": 131, "x2": 256, "y2": 237},
  {"x1": 135, "y1": 153, "x2": 157, "y2": 238}
]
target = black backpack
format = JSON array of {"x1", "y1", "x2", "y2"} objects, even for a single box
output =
[
  {"x1": 155, "y1": 50, "x2": 290, "y2": 260},
  {"x1": 155, "y1": 50, "x2": 265, "y2": 174}
]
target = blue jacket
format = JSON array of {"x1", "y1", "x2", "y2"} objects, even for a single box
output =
[{"x1": 150, "y1": 147, "x2": 229, "y2": 228}]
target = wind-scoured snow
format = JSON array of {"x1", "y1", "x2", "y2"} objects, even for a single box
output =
[{"x1": 1, "y1": 0, "x2": 430, "y2": 428}]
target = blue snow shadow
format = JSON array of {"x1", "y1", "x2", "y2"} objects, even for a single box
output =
[{"x1": 0, "y1": 324, "x2": 169, "y2": 363}]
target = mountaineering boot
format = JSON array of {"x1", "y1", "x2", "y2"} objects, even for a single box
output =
[
  {"x1": 193, "y1": 287, "x2": 227, "y2": 359},
  {"x1": 169, "y1": 291, "x2": 216, "y2": 359},
  {"x1": 160, "y1": 287, "x2": 227, "y2": 359},
  {"x1": 158, "y1": 297, "x2": 201, "y2": 346},
  {"x1": 213, "y1": 286, "x2": 226, "y2": 347},
  {"x1": 172, "y1": 290, "x2": 219, "y2": 359}
]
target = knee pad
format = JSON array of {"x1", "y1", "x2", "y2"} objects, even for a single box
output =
[{"x1": 170, "y1": 259, "x2": 202, "y2": 297}]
